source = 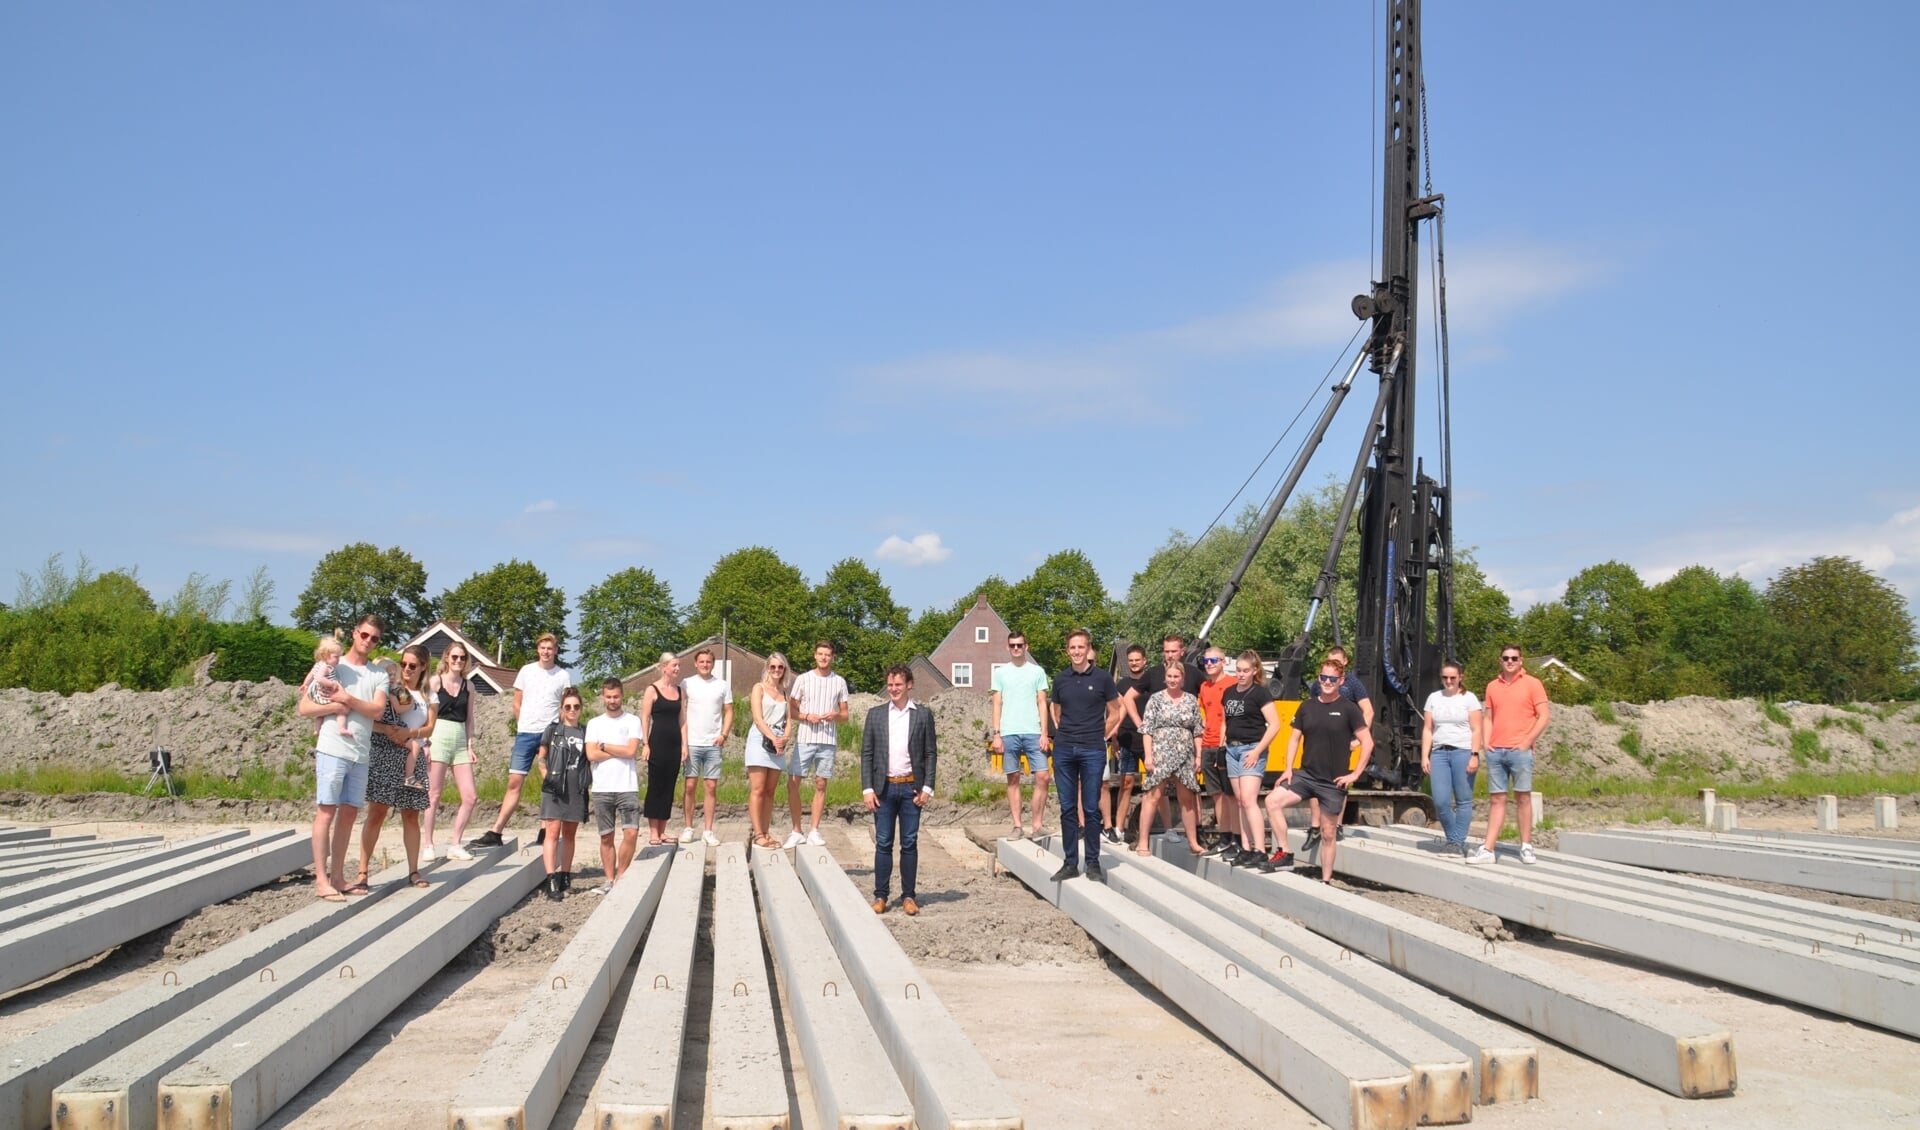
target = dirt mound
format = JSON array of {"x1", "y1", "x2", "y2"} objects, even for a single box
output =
[{"x1": 1537, "y1": 697, "x2": 1920, "y2": 780}]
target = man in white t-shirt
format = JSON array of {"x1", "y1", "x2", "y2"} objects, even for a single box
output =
[
  {"x1": 678, "y1": 647, "x2": 733, "y2": 846},
  {"x1": 585, "y1": 678, "x2": 643, "y2": 893},
  {"x1": 784, "y1": 640, "x2": 849, "y2": 848},
  {"x1": 989, "y1": 629, "x2": 1052, "y2": 837},
  {"x1": 297, "y1": 615, "x2": 389, "y2": 902},
  {"x1": 472, "y1": 632, "x2": 573, "y2": 849}
]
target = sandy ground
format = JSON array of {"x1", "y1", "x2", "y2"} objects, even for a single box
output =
[{"x1": 2, "y1": 803, "x2": 1918, "y2": 1129}]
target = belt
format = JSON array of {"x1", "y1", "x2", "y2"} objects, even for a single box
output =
[{"x1": 887, "y1": 775, "x2": 915, "y2": 783}]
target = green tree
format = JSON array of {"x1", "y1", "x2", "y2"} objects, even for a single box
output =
[
  {"x1": 14, "y1": 552, "x2": 94, "y2": 609},
  {"x1": 810, "y1": 558, "x2": 907, "y2": 692},
  {"x1": 236, "y1": 565, "x2": 277, "y2": 623},
  {"x1": 1652, "y1": 566, "x2": 1785, "y2": 698},
  {"x1": 439, "y1": 560, "x2": 567, "y2": 669},
  {"x1": 1006, "y1": 550, "x2": 1116, "y2": 673},
  {"x1": 293, "y1": 543, "x2": 434, "y2": 640},
  {"x1": 1447, "y1": 553, "x2": 1516, "y2": 685},
  {"x1": 684, "y1": 547, "x2": 813, "y2": 661},
  {"x1": 896, "y1": 576, "x2": 1015, "y2": 670},
  {"x1": 576, "y1": 567, "x2": 683, "y2": 682},
  {"x1": 1766, "y1": 556, "x2": 1917, "y2": 703}
]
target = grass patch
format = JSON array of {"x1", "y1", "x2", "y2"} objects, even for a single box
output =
[
  {"x1": 1617, "y1": 727, "x2": 1643, "y2": 763},
  {"x1": 1761, "y1": 700, "x2": 1791, "y2": 727},
  {"x1": 0, "y1": 762, "x2": 311, "y2": 801},
  {"x1": 1536, "y1": 767, "x2": 1920, "y2": 802},
  {"x1": 1621, "y1": 801, "x2": 1695, "y2": 825},
  {"x1": 1592, "y1": 700, "x2": 1618, "y2": 725},
  {"x1": 1790, "y1": 728, "x2": 1828, "y2": 766},
  {"x1": 948, "y1": 775, "x2": 999, "y2": 806}
]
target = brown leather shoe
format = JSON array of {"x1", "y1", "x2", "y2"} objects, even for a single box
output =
[
  {"x1": 871, "y1": 897, "x2": 887, "y2": 914},
  {"x1": 902, "y1": 897, "x2": 920, "y2": 916}
]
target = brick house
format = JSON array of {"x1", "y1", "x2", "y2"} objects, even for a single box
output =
[
  {"x1": 621, "y1": 636, "x2": 768, "y2": 701},
  {"x1": 925, "y1": 595, "x2": 1013, "y2": 696},
  {"x1": 400, "y1": 620, "x2": 515, "y2": 695}
]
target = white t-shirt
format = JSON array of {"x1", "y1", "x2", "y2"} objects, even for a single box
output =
[
  {"x1": 790, "y1": 669, "x2": 849, "y2": 746},
  {"x1": 681, "y1": 673, "x2": 732, "y2": 747},
  {"x1": 314, "y1": 659, "x2": 388, "y2": 765},
  {"x1": 514, "y1": 662, "x2": 575, "y2": 733},
  {"x1": 586, "y1": 711, "x2": 642, "y2": 793},
  {"x1": 1423, "y1": 689, "x2": 1483, "y2": 750}
]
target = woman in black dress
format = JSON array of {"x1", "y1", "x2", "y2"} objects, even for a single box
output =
[
  {"x1": 356, "y1": 646, "x2": 434, "y2": 890},
  {"x1": 637, "y1": 652, "x2": 689, "y2": 846}
]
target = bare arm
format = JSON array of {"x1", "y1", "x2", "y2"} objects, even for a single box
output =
[
  {"x1": 1469, "y1": 708, "x2": 1485, "y2": 755},
  {"x1": 1523, "y1": 701, "x2": 1552, "y2": 750},
  {"x1": 990, "y1": 690, "x2": 1004, "y2": 753},
  {"x1": 512, "y1": 687, "x2": 525, "y2": 721},
  {"x1": 721, "y1": 698, "x2": 735, "y2": 742},
  {"x1": 1339, "y1": 726, "x2": 1376, "y2": 788},
  {"x1": 1038, "y1": 689, "x2": 1052, "y2": 748}
]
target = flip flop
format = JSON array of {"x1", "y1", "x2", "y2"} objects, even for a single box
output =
[
  {"x1": 409, "y1": 872, "x2": 430, "y2": 888},
  {"x1": 316, "y1": 890, "x2": 348, "y2": 903},
  {"x1": 343, "y1": 875, "x2": 371, "y2": 896}
]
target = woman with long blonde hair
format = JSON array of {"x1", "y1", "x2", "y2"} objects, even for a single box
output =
[{"x1": 745, "y1": 654, "x2": 792, "y2": 849}]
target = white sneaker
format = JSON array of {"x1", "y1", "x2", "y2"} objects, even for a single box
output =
[
  {"x1": 806, "y1": 828, "x2": 827, "y2": 846},
  {"x1": 702, "y1": 829, "x2": 720, "y2": 846},
  {"x1": 447, "y1": 845, "x2": 474, "y2": 861},
  {"x1": 589, "y1": 882, "x2": 612, "y2": 896},
  {"x1": 782, "y1": 830, "x2": 806, "y2": 850},
  {"x1": 1519, "y1": 843, "x2": 1538, "y2": 865},
  {"x1": 429, "y1": 843, "x2": 446, "y2": 861},
  {"x1": 678, "y1": 826, "x2": 697, "y2": 844},
  {"x1": 1464, "y1": 846, "x2": 1496, "y2": 865}
]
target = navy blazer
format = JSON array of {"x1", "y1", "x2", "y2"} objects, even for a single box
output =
[{"x1": 860, "y1": 701, "x2": 938, "y2": 795}]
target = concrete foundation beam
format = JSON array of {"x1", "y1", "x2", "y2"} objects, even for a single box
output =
[
  {"x1": 1559, "y1": 830, "x2": 1919, "y2": 902},
  {"x1": 704, "y1": 846, "x2": 790, "y2": 1130},
  {"x1": 0, "y1": 832, "x2": 305, "y2": 996},
  {"x1": 1700, "y1": 789, "x2": 1716, "y2": 825},
  {"x1": 52, "y1": 858, "x2": 464, "y2": 1130},
  {"x1": 448, "y1": 844, "x2": 678, "y2": 1130},
  {"x1": 0, "y1": 833, "x2": 97, "y2": 855},
  {"x1": 1034, "y1": 840, "x2": 1480, "y2": 1121},
  {"x1": 1875, "y1": 796, "x2": 1900, "y2": 830},
  {"x1": 753, "y1": 848, "x2": 913, "y2": 1130},
  {"x1": 1644, "y1": 825, "x2": 1920, "y2": 865},
  {"x1": 1709, "y1": 804, "x2": 1739, "y2": 831},
  {"x1": 1358, "y1": 824, "x2": 1919, "y2": 945},
  {"x1": 0, "y1": 862, "x2": 445, "y2": 1130},
  {"x1": 796, "y1": 846, "x2": 1021, "y2": 1130},
  {"x1": 0, "y1": 827, "x2": 53, "y2": 845},
  {"x1": 1816, "y1": 795, "x2": 1839, "y2": 832},
  {"x1": 594, "y1": 843, "x2": 707, "y2": 1130},
  {"x1": 1150, "y1": 837, "x2": 1737, "y2": 1098},
  {"x1": 0, "y1": 831, "x2": 250, "y2": 921},
  {"x1": 997, "y1": 839, "x2": 1406, "y2": 1130},
  {"x1": 155, "y1": 846, "x2": 541, "y2": 1130},
  {"x1": 1287, "y1": 829, "x2": 1920, "y2": 1038}
]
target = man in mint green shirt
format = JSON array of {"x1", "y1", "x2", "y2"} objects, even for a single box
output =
[{"x1": 989, "y1": 630, "x2": 1053, "y2": 837}]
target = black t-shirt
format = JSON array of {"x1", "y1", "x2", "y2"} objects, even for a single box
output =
[
  {"x1": 1137, "y1": 662, "x2": 1206, "y2": 706},
  {"x1": 1292, "y1": 695, "x2": 1368, "y2": 779},
  {"x1": 1052, "y1": 665, "x2": 1118, "y2": 748},
  {"x1": 539, "y1": 721, "x2": 590, "y2": 800},
  {"x1": 1220, "y1": 682, "x2": 1276, "y2": 745},
  {"x1": 1115, "y1": 672, "x2": 1145, "y2": 734}
]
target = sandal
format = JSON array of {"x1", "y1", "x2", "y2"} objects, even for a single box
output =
[
  {"x1": 343, "y1": 870, "x2": 371, "y2": 896},
  {"x1": 409, "y1": 871, "x2": 430, "y2": 889},
  {"x1": 752, "y1": 835, "x2": 779, "y2": 849}
]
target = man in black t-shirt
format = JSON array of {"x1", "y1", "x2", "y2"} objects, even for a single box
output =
[
  {"x1": 1107, "y1": 644, "x2": 1148, "y2": 845},
  {"x1": 1265, "y1": 660, "x2": 1373, "y2": 881}
]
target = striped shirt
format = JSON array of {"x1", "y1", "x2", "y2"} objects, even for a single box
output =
[{"x1": 790, "y1": 669, "x2": 849, "y2": 746}]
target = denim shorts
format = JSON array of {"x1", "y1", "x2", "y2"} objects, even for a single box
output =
[
  {"x1": 510, "y1": 731, "x2": 543, "y2": 774},
  {"x1": 1225, "y1": 742, "x2": 1265, "y2": 780},
  {"x1": 1486, "y1": 747, "x2": 1535, "y2": 793},
  {"x1": 791, "y1": 742, "x2": 836, "y2": 779},
  {"x1": 684, "y1": 744, "x2": 723, "y2": 780},
  {"x1": 594, "y1": 792, "x2": 641, "y2": 835},
  {"x1": 1001, "y1": 733, "x2": 1049, "y2": 776},
  {"x1": 315, "y1": 750, "x2": 369, "y2": 808}
]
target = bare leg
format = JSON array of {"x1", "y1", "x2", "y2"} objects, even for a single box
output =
[
  {"x1": 543, "y1": 820, "x2": 562, "y2": 873},
  {"x1": 328, "y1": 805, "x2": 358, "y2": 889},
  {"x1": 358, "y1": 802, "x2": 390, "y2": 878},
  {"x1": 491, "y1": 772, "x2": 527, "y2": 834},
  {"x1": 785, "y1": 772, "x2": 804, "y2": 833},
  {"x1": 399, "y1": 810, "x2": 421, "y2": 873},
  {"x1": 808, "y1": 778, "x2": 827, "y2": 834},
  {"x1": 1483, "y1": 793, "x2": 1509, "y2": 851},
  {"x1": 1516, "y1": 790, "x2": 1534, "y2": 845},
  {"x1": 1234, "y1": 777, "x2": 1265, "y2": 854},
  {"x1": 1006, "y1": 773, "x2": 1025, "y2": 832},
  {"x1": 1136, "y1": 785, "x2": 1163, "y2": 853},
  {"x1": 1318, "y1": 806, "x2": 1341, "y2": 880},
  {"x1": 599, "y1": 833, "x2": 616, "y2": 882},
  {"x1": 1115, "y1": 775, "x2": 1136, "y2": 840},
  {"x1": 424, "y1": 762, "x2": 447, "y2": 853},
  {"x1": 747, "y1": 768, "x2": 770, "y2": 838},
  {"x1": 1029, "y1": 771, "x2": 1052, "y2": 834},
  {"x1": 311, "y1": 805, "x2": 342, "y2": 896},
  {"x1": 617, "y1": 829, "x2": 639, "y2": 877},
  {"x1": 559, "y1": 823, "x2": 577, "y2": 871},
  {"x1": 1177, "y1": 784, "x2": 1202, "y2": 852},
  {"x1": 683, "y1": 775, "x2": 698, "y2": 832},
  {"x1": 450, "y1": 762, "x2": 478, "y2": 846},
  {"x1": 701, "y1": 779, "x2": 718, "y2": 832}
]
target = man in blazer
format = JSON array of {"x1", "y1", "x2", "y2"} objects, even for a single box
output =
[{"x1": 862, "y1": 663, "x2": 937, "y2": 915}]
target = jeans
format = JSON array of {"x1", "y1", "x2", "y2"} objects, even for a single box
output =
[
  {"x1": 1001, "y1": 732, "x2": 1049, "y2": 776},
  {"x1": 1428, "y1": 746, "x2": 1476, "y2": 844},
  {"x1": 873, "y1": 781, "x2": 923, "y2": 900},
  {"x1": 1054, "y1": 743, "x2": 1106, "y2": 868},
  {"x1": 1486, "y1": 747, "x2": 1534, "y2": 793}
]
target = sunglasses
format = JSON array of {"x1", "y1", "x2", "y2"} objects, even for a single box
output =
[
  {"x1": 354, "y1": 630, "x2": 378, "y2": 642},
  {"x1": 1441, "y1": 676, "x2": 1460, "y2": 682},
  {"x1": 401, "y1": 660, "x2": 423, "y2": 670},
  {"x1": 562, "y1": 703, "x2": 582, "y2": 710},
  {"x1": 1501, "y1": 655, "x2": 1522, "y2": 662},
  {"x1": 1317, "y1": 674, "x2": 1341, "y2": 683},
  {"x1": 1203, "y1": 657, "x2": 1222, "y2": 666},
  {"x1": 1008, "y1": 643, "x2": 1026, "y2": 650},
  {"x1": 447, "y1": 654, "x2": 467, "y2": 663}
]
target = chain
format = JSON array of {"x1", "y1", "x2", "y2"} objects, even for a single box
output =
[{"x1": 1419, "y1": 79, "x2": 1433, "y2": 195}]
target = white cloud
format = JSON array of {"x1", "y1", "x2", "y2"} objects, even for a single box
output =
[
  {"x1": 180, "y1": 529, "x2": 334, "y2": 555},
  {"x1": 874, "y1": 533, "x2": 953, "y2": 567},
  {"x1": 523, "y1": 499, "x2": 559, "y2": 514},
  {"x1": 853, "y1": 241, "x2": 1605, "y2": 428}
]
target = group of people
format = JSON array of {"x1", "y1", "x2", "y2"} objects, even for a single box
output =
[{"x1": 984, "y1": 629, "x2": 1552, "y2": 885}]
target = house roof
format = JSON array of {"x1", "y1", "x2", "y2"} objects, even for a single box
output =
[
  {"x1": 1527, "y1": 655, "x2": 1589, "y2": 683},
  {"x1": 404, "y1": 620, "x2": 505, "y2": 668},
  {"x1": 931, "y1": 594, "x2": 1011, "y2": 654},
  {"x1": 623, "y1": 635, "x2": 769, "y2": 684}
]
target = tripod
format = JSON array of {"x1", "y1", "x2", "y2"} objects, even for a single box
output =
[{"x1": 145, "y1": 721, "x2": 178, "y2": 796}]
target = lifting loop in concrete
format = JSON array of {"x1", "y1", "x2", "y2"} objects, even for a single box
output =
[
  {"x1": 653, "y1": 973, "x2": 671, "y2": 990},
  {"x1": 822, "y1": 980, "x2": 839, "y2": 997},
  {"x1": 1277, "y1": 955, "x2": 1293, "y2": 969},
  {"x1": 1223, "y1": 961, "x2": 1241, "y2": 979},
  {"x1": 904, "y1": 981, "x2": 921, "y2": 1000},
  {"x1": 339, "y1": 963, "x2": 355, "y2": 979},
  {"x1": 552, "y1": 975, "x2": 569, "y2": 991},
  {"x1": 733, "y1": 980, "x2": 749, "y2": 997},
  {"x1": 162, "y1": 970, "x2": 180, "y2": 985},
  {"x1": 259, "y1": 967, "x2": 276, "y2": 982}
]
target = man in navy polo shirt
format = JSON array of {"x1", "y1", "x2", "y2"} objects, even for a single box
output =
[{"x1": 1049, "y1": 628, "x2": 1120, "y2": 882}]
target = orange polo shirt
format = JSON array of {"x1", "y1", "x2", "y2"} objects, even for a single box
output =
[
  {"x1": 1198, "y1": 675, "x2": 1234, "y2": 746},
  {"x1": 1484, "y1": 672, "x2": 1549, "y2": 749}
]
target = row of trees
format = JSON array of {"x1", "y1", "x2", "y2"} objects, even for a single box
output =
[{"x1": 0, "y1": 555, "x2": 311, "y2": 693}]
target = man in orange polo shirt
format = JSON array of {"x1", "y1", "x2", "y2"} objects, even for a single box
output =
[
  {"x1": 1471, "y1": 644, "x2": 1551, "y2": 865},
  {"x1": 1196, "y1": 646, "x2": 1239, "y2": 853}
]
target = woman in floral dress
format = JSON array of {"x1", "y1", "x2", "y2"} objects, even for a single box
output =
[{"x1": 1138, "y1": 662, "x2": 1207, "y2": 856}]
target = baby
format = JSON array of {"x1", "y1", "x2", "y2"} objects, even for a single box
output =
[{"x1": 303, "y1": 637, "x2": 354, "y2": 738}]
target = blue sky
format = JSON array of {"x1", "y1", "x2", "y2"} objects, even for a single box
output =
[{"x1": 4, "y1": 2, "x2": 1915, "y2": 631}]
